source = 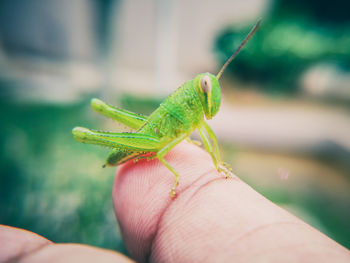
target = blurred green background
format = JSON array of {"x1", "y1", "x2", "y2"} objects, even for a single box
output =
[{"x1": 0, "y1": 0, "x2": 350, "y2": 253}]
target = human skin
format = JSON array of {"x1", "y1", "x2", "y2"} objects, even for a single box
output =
[{"x1": 1, "y1": 142, "x2": 350, "y2": 263}]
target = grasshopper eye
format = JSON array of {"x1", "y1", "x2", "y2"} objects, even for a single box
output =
[{"x1": 201, "y1": 75, "x2": 212, "y2": 93}]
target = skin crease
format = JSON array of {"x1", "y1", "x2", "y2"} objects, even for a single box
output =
[{"x1": 1, "y1": 142, "x2": 350, "y2": 263}]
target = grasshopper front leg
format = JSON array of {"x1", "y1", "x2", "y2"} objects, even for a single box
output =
[{"x1": 198, "y1": 122, "x2": 233, "y2": 178}]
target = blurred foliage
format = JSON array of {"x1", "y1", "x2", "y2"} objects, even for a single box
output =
[
  {"x1": 0, "y1": 97, "x2": 127, "y2": 253},
  {"x1": 120, "y1": 93, "x2": 163, "y2": 115},
  {"x1": 215, "y1": 0, "x2": 350, "y2": 93}
]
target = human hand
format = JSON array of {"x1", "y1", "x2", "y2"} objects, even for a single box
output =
[{"x1": 1, "y1": 142, "x2": 350, "y2": 262}]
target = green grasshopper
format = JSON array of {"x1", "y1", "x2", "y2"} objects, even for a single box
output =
[{"x1": 73, "y1": 20, "x2": 261, "y2": 197}]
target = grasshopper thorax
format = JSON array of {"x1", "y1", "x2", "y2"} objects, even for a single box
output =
[{"x1": 193, "y1": 73, "x2": 221, "y2": 120}]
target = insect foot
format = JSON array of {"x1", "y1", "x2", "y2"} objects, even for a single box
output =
[
  {"x1": 169, "y1": 178, "x2": 180, "y2": 198},
  {"x1": 185, "y1": 137, "x2": 202, "y2": 146},
  {"x1": 222, "y1": 162, "x2": 233, "y2": 172},
  {"x1": 218, "y1": 162, "x2": 233, "y2": 179},
  {"x1": 170, "y1": 188, "x2": 177, "y2": 198}
]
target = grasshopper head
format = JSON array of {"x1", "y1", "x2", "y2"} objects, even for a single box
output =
[
  {"x1": 194, "y1": 73, "x2": 221, "y2": 120},
  {"x1": 193, "y1": 20, "x2": 261, "y2": 120},
  {"x1": 192, "y1": 20, "x2": 260, "y2": 120}
]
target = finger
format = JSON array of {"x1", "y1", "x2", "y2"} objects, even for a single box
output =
[
  {"x1": 0, "y1": 225, "x2": 134, "y2": 263},
  {"x1": 0, "y1": 224, "x2": 51, "y2": 262},
  {"x1": 113, "y1": 142, "x2": 350, "y2": 263}
]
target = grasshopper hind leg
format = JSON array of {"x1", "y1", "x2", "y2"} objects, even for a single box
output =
[
  {"x1": 90, "y1": 98, "x2": 147, "y2": 130},
  {"x1": 72, "y1": 127, "x2": 160, "y2": 167},
  {"x1": 73, "y1": 126, "x2": 189, "y2": 197},
  {"x1": 104, "y1": 149, "x2": 142, "y2": 167},
  {"x1": 133, "y1": 152, "x2": 156, "y2": 163}
]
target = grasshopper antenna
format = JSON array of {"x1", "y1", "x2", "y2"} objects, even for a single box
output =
[{"x1": 216, "y1": 18, "x2": 261, "y2": 80}]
